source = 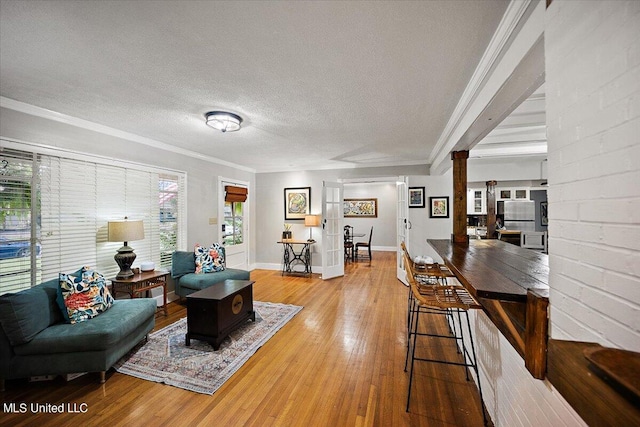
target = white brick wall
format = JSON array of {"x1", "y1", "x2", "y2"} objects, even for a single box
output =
[
  {"x1": 546, "y1": 0, "x2": 640, "y2": 350},
  {"x1": 452, "y1": 308, "x2": 587, "y2": 426}
]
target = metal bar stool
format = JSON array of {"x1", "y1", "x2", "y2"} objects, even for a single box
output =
[
  {"x1": 400, "y1": 242, "x2": 457, "y2": 339},
  {"x1": 402, "y1": 252, "x2": 487, "y2": 425}
]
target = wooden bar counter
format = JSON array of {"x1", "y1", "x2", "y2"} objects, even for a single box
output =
[
  {"x1": 428, "y1": 238, "x2": 549, "y2": 378},
  {"x1": 429, "y1": 238, "x2": 548, "y2": 301},
  {"x1": 429, "y1": 239, "x2": 640, "y2": 424}
]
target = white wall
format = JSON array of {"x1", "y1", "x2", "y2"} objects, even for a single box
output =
[
  {"x1": 344, "y1": 182, "x2": 396, "y2": 249},
  {"x1": 254, "y1": 165, "x2": 427, "y2": 269},
  {"x1": 545, "y1": 0, "x2": 640, "y2": 350},
  {"x1": 408, "y1": 169, "x2": 453, "y2": 262},
  {"x1": 468, "y1": 157, "x2": 547, "y2": 182}
]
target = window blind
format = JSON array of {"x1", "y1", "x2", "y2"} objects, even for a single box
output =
[
  {"x1": 225, "y1": 185, "x2": 248, "y2": 202},
  {"x1": 1, "y1": 141, "x2": 187, "y2": 293},
  {"x1": 40, "y1": 158, "x2": 179, "y2": 279}
]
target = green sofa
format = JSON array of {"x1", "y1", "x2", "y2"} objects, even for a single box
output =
[
  {"x1": 172, "y1": 250, "x2": 250, "y2": 297},
  {"x1": 0, "y1": 278, "x2": 156, "y2": 390}
]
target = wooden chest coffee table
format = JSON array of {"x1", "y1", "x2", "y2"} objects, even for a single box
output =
[{"x1": 185, "y1": 279, "x2": 255, "y2": 350}]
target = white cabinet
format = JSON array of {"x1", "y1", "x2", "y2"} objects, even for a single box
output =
[
  {"x1": 498, "y1": 188, "x2": 529, "y2": 201},
  {"x1": 467, "y1": 189, "x2": 486, "y2": 214}
]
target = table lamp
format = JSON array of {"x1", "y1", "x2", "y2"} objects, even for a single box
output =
[
  {"x1": 304, "y1": 215, "x2": 320, "y2": 242},
  {"x1": 108, "y1": 217, "x2": 144, "y2": 279}
]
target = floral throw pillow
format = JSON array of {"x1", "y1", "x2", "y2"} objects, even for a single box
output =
[
  {"x1": 58, "y1": 266, "x2": 114, "y2": 324},
  {"x1": 194, "y1": 243, "x2": 226, "y2": 274}
]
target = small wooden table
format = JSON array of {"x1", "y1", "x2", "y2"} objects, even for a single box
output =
[
  {"x1": 110, "y1": 269, "x2": 169, "y2": 316},
  {"x1": 185, "y1": 280, "x2": 255, "y2": 350}
]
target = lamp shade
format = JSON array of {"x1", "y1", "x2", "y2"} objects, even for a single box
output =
[
  {"x1": 305, "y1": 215, "x2": 320, "y2": 227},
  {"x1": 108, "y1": 220, "x2": 144, "y2": 243}
]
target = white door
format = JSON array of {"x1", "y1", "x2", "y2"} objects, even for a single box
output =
[
  {"x1": 397, "y1": 176, "x2": 409, "y2": 285},
  {"x1": 321, "y1": 181, "x2": 344, "y2": 280},
  {"x1": 219, "y1": 178, "x2": 249, "y2": 270}
]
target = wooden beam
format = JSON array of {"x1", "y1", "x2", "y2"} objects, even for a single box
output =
[
  {"x1": 525, "y1": 290, "x2": 548, "y2": 379},
  {"x1": 486, "y1": 180, "x2": 497, "y2": 239},
  {"x1": 451, "y1": 151, "x2": 469, "y2": 243}
]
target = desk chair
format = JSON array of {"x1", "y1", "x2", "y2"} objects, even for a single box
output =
[
  {"x1": 402, "y1": 252, "x2": 487, "y2": 425},
  {"x1": 344, "y1": 225, "x2": 354, "y2": 261},
  {"x1": 355, "y1": 226, "x2": 373, "y2": 262}
]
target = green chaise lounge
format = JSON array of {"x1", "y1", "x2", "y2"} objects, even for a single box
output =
[{"x1": 0, "y1": 278, "x2": 156, "y2": 391}]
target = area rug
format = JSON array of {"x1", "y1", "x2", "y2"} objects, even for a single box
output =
[{"x1": 114, "y1": 301, "x2": 302, "y2": 394}]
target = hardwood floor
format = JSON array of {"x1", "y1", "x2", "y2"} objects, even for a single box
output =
[{"x1": 2, "y1": 252, "x2": 490, "y2": 426}]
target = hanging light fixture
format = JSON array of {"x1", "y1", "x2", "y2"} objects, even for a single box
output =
[{"x1": 204, "y1": 111, "x2": 243, "y2": 133}]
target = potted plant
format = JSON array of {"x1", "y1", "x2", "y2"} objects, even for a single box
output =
[{"x1": 282, "y1": 223, "x2": 292, "y2": 240}]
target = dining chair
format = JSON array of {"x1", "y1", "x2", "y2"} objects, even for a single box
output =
[
  {"x1": 402, "y1": 252, "x2": 487, "y2": 425},
  {"x1": 344, "y1": 225, "x2": 354, "y2": 261},
  {"x1": 355, "y1": 226, "x2": 373, "y2": 262}
]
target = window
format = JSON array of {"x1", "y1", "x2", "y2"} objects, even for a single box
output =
[
  {"x1": 159, "y1": 175, "x2": 183, "y2": 268},
  {"x1": 0, "y1": 143, "x2": 186, "y2": 295},
  {"x1": 223, "y1": 202, "x2": 244, "y2": 245},
  {"x1": 0, "y1": 148, "x2": 41, "y2": 293},
  {"x1": 223, "y1": 185, "x2": 247, "y2": 247}
]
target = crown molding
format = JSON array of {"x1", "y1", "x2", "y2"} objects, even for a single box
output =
[{"x1": 0, "y1": 96, "x2": 256, "y2": 173}]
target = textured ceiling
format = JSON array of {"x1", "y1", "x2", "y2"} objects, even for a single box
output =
[{"x1": 0, "y1": 0, "x2": 509, "y2": 172}]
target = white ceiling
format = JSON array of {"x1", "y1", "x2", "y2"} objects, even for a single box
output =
[{"x1": 0, "y1": 0, "x2": 511, "y2": 173}]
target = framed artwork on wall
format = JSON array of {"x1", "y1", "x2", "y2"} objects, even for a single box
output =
[
  {"x1": 408, "y1": 187, "x2": 425, "y2": 208},
  {"x1": 284, "y1": 187, "x2": 311, "y2": 220},
  {"x1": 429, "y1": 196, "x2": 449, "y2": 218},
  {"x1": 344, "y1": 198, "x2": 378, "y2": 218}
]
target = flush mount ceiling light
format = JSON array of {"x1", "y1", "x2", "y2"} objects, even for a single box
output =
[{"x1": 204, "y1": 111, "x2": 243, "y2": 133}]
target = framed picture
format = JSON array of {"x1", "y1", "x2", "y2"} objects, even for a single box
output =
[
  {"x1": 408, "y1": 187, "x2": 425, "y2": 208},
  {"x1": 344, "y1": 198, "x2": 378, "y2": 218},
  {"x1": 284, "y1": 187, "x2": 311, "y2": 220},
  {"x1": 429, "y1": 196, "x2": 449, "y2": 218},
  {"x1": 540, "y1": 201, "x2": 548, "y2": 226}
]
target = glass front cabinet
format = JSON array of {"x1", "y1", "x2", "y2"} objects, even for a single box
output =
[
  {"x1": 497, "y1": 188, "x2": 529, "y2": 201},
  {"x1": 467, "y1": 189, "x2": 486, "y2": 215}
]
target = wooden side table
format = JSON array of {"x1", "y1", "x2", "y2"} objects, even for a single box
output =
[{"x1": 110, "y1": 270, "x2": 169, "y2": 316}]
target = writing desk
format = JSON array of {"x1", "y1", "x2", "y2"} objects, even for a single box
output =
[{"x1": 277, "y1": 239, "x2": 315, "y2": 277}]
